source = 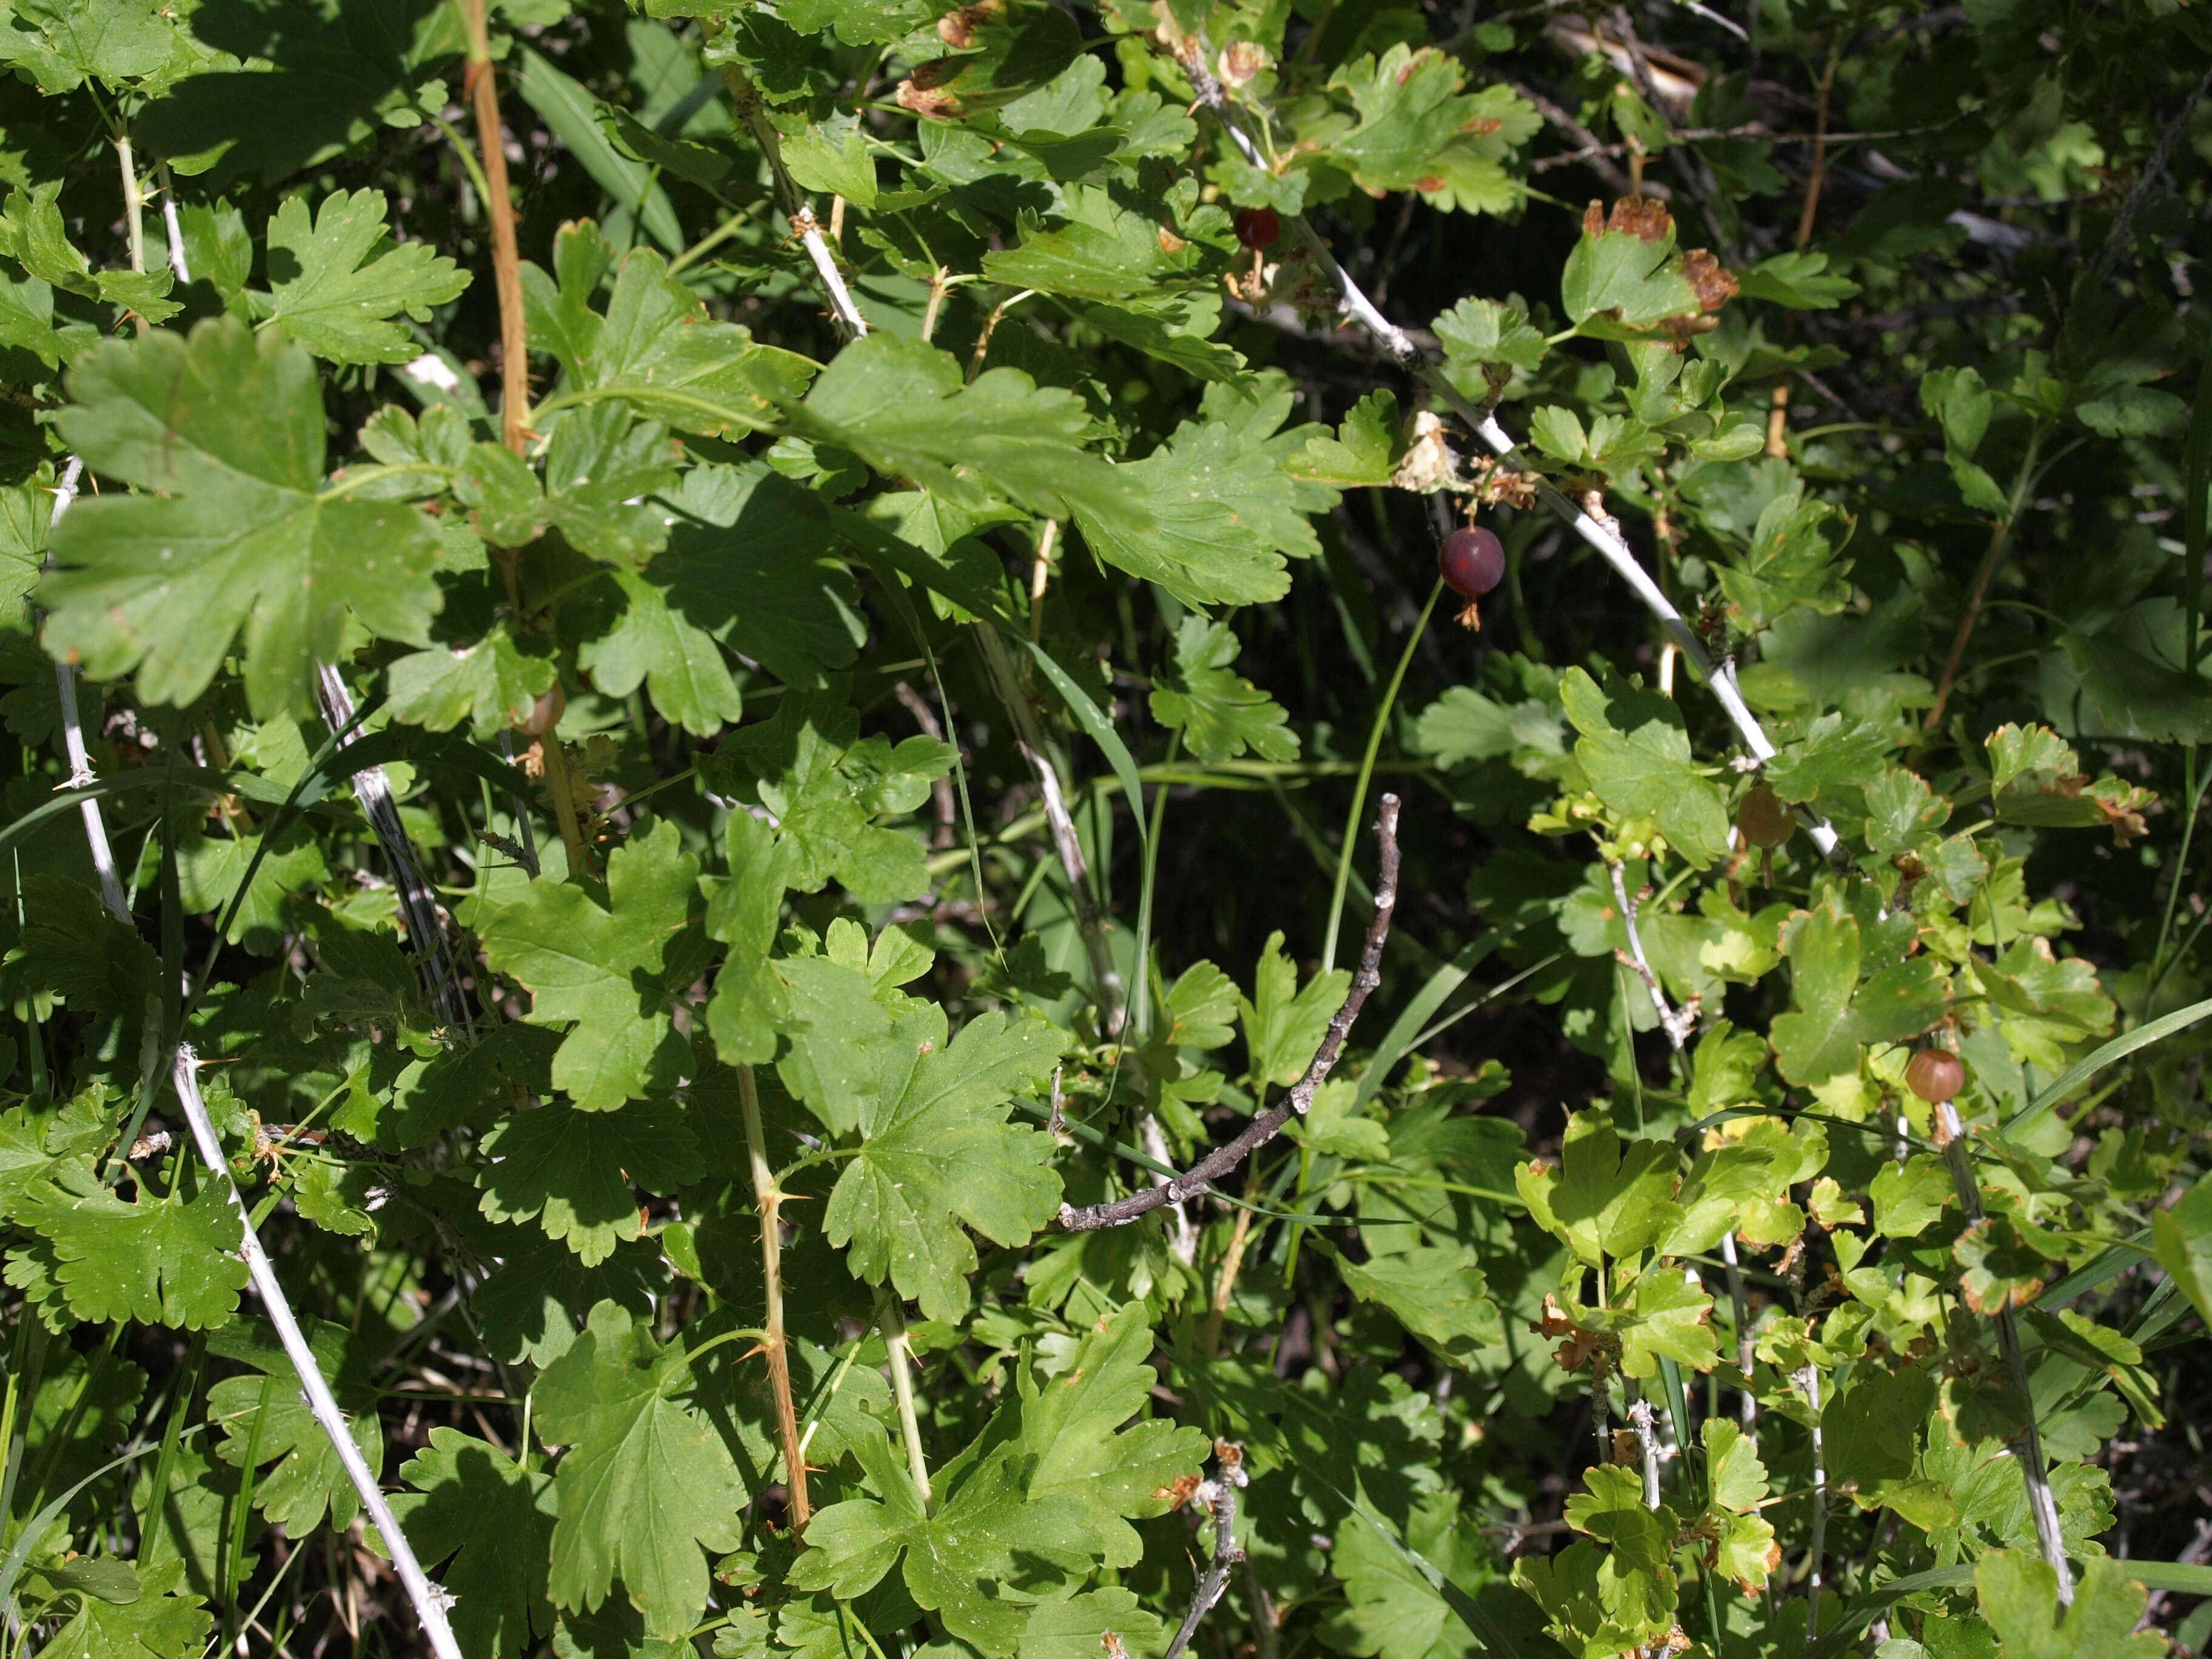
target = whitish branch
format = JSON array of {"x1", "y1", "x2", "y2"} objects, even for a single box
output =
[
  {"x1": 724, "y1": 64, "x2": 869, "y2": 340},
  {"x1": 1934, "y1": 1096, "x2": 2076, "y2": 1604},
  {"x1": 316, "y1": 666, "x2": 472, "y2": 1033},
  {"x1": 47, "y1": 476, "x2": 465, "y2": 1659},
  {"x1": 1609, "y1": 862, "x2": 1698, "y2": 1049},
  {"x1": 1058, "y1": 795, "x2": 1401, "y2": 1231}
]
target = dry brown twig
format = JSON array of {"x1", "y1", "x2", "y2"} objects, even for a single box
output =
[{"x1": 1057, "y1": 794, "x2": 1401, "y2": 1232}]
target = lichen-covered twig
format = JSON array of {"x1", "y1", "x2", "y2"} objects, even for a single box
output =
[
  {"x1": 1058, "y1": 796, "x2": 1401, "y2": 1231},
  {"x1": 1163, "y1": 1443, "x2": 1248, "y2": 1659}
]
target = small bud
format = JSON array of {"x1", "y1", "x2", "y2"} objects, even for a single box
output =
[{"x1": 1215, "y1": 40, "x2": 1266, "y2": 88}]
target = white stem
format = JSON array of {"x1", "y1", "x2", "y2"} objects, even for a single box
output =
[
  {"x1": 1801, "y1": 1364, "x2": 1826, "y2": 1647},
  {"x1": 158, "y1": 166, "x2": 190, "y2": 284},
  {"x1": 46, "y1": 478, "x2": 463, "y2": 1659},
  {"x1": 1936, "y1": 1098, "x2": 2076, "y2": 1604},
  {"x1": 1626, "y1": 1396, "x2": 1662, "y2": 1510},
  {"x1": 115, "y1": 138, "x2": 146, "y2": 275},
  {"x1": 1720, "y1": 1231, "x2": 1756, "y2": 1426},
  {"x1": 46, "y1": 461, "x2": 129, "y2": 920},
  {"x1": 1610, "y1": 862, "x2": 1695, "y2": 1048},
  {"x1": 1139, "y1": 1115, "x2": 1199, "y2": 1266},
  {"x1": 795, "y1": 210, "x2": 870, "y2": 338},
  {"x1": 172, "y1": 1048, "x2": 465, "y2": 1659}
]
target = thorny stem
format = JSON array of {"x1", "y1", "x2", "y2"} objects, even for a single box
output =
[
  {"x1": 1934, "y1": 1098, "x2": 2076, "y2": 1604},
  {"x1": 920, "y1": 265, "x2": 952, "y2": 343},
  {"x1": 1162, "y1": 1444, "x2": 1247, "y2": 1659},
  {"x1": 456, "y1": 0, "x2": 529, "y2": 455},
  {"x1": 1171, "y1": 35, "x2": 1847, "y2": 869},
  {"x1": 723, "y1": 63, "x2": 868, "y2": 339},
  {"x1": 454, "y1": 0, "x2": 593, "y2": 882},
  {"x1": 1923, "y1": 427, "x2": 2046, "y2": 732},
  {"x1": 740, "y1": 1064, "x2": 809, "y2": 1529},
  {"x1": 876, "y1": 1289, "x2": 933, "y2": 1512},
  {"x1": 1767, "y1": 44, "x2": 1839, "y2": 457},
  {"x1": 114, "y1": 137, "x2": 148, "y2": 325},
  {"x1": 1059, "y1": 794, "x2": 1401, "y2": 1230}
]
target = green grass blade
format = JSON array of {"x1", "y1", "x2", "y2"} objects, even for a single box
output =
[{"x1": 2002, "y1": 993, "x2": 2212, "y2": 1133}]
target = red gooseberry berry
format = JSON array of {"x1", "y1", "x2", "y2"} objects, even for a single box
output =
[
  {"x1": 1233, "y1": 206, "x2": 1280, "y2": 250},
  {"x1": 1737, "y1": 785, "x2": 1792, "y2": 850},
  {"x1": 515, "y1": 683, "x2": 566, "y2": 737},
  {"x1": 1905, "y1": 1048, "x2": 1965, "y2": 1104},
  {"x1": 1438, "y1": 526, "x2": 1506, "y2": 598}
]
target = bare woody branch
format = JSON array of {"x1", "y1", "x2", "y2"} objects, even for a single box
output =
[
  {"x1": 1057, "y1": 794, "x2": 1401, "y2": 1233},
  {"x1": 1162, "y1": 1443, "x2": 1248, "y2": 1659}
]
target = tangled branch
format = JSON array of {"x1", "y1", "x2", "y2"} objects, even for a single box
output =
[{"x1": 1057, "y1": 795, "x2": 1400, "y2": 1232}]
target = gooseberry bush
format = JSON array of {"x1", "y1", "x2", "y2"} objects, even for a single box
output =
[{"x1": 5, "y1": 0, "x2": 2212, "y2": 1657}]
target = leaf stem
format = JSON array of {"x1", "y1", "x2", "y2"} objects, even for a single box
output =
[
  {"x1": 876, "y1": 1289, "x2": 933, "y2": 1512},
  {"x1": 739, "y1": 1063, "x2": 810, "y2": 1529},
  {"x1": 1321, "y1": 581, "x2": 1438, "y2": 973},
  {"x1": 1923, "y1": 424, "x2": 2045, "y2": 731}
]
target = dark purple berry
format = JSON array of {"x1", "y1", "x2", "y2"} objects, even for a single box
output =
[
  {"x1": 1438, "y1": 526, "x2": 1506, "y2": 598},
  {"x1": 1233, "y1": 207, "x2": 1280, "y2": 250}
]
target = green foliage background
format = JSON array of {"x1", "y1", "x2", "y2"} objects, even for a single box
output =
[{"x1": 4, "y1": 0, "x2": 2212, "y2": 1655}]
